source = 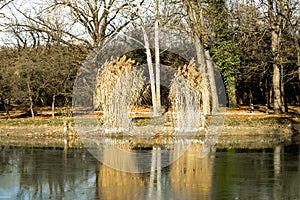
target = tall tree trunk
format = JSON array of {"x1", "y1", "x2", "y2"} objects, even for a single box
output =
[
  {"x1": 195, "y1": 37, "x2": 211, "y2": 115},
  {"x1": 268, "y1": 0, "x2": 282, "y2": 114},
  {"x1": 295, "y1": 31, "x2": 300, "y2": 80},
  {"x1": 272, "y1": 40, "x2": 282, "y2": 114},
  {"x1": 265, "y1": 78, "x2": 271, "y2": 106},
  {"x1": 249, "y1": 87, "x2": 253, "y2": 105},
  {"x1": 227, "y1": 83, "x2": 238, "y2": 108},
  {"x1": 142, "y1": 28, "x2": 158, "y2": 116},
  {"x1": 154, "y1": 0, "x2": 161, "y2": 115},
  {"x1": 185, "y1": 0, "x2": 211, "y2": 115},
  {"x1": 205, "y1": 50, "x2": 219, "y2": 112}
]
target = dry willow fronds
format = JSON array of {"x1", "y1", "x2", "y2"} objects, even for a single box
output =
[
  {"x1": 94, "y1": 56, "x2": 145, "y2": 132},
  {"x1": 169, "y1": 60, "x2": 205, "y2": 131},
  {"x1": 176, "y1": 60, "x2": 203, "y2": 101},
  {"x1": 94, "y1": 56, "x2": 135, "y2": 110}
]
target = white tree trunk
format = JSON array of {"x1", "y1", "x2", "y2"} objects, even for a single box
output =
[
  {"x1": 154, "y1": 0, "x2": 161, "y2": 116},
  {"x1": 142, "y1": 28, "x2": 158, "y2": 116}
]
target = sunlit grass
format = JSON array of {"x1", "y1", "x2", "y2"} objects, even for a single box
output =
[
  {"x1": 0, "y1": 115, "x2": 298, "y2": 128},
  {"x1": 0, "y1": 118, "x2": 65, "y2": 126},
  {"x1": 224, "y1": 117, "x2": 295, "y2": 126}
]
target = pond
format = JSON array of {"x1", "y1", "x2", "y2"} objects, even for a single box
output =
[{"x1": 0, "y1": 143, "x2": 299, "y2": 200}]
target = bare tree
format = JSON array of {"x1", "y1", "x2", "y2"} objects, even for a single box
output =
[
  {"x1": 154, "y1": 0, "x2": 162, "y2": 115},
  {"x1": 268, "y1": 0, "x2": 283, "y2": 113},
  {"x1": 13, "y1": 48, "x2": 48, "y2": 118},
  {"x1": 6, "y1": 0, "x2": 133, "y2": 48},
  {"x1": 182, "y1": 0, "x2": 214, "y2": 115},
  {"x1": 124, "y1": 1, "x2": 162, "y2": 116},
  {"x1": 0, "y1": 0, "x2": 12, "y2": 15},
  {"x1": 45, "y1": 46, "x2": 85, "y2": 118},
  {"x1": 266, "y1": 0, "x2": 297, "y2": 113},
  {"x1": 0, "y1": 47, "x2": 17, "y2": 118},
  {"x1": 0, "y1": 0, "x2": 14, "y2": 45}
]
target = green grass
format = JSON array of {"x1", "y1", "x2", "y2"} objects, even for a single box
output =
[
  {"x1": 0, "y1": 118, "x2": 65, "y2": 126},
  {"x1": 132, "y1": 116, "x2": 172, "y2": 126},
  {"x1": 224, "y1": 117, "x2": 297, "y2": 127},
  {"x1": 0, "y1": 115, "x2": 298, "y2": 128}
]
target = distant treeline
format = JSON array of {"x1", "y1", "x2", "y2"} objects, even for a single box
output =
[
  {"x1": 0, "y1": 0, "x2": 299, "y2": 118},
  {"x1": 0, "y1": 43, "x2": 298, "y2": 118},
  {"x1": 0, "y1": 46, "x2": 87, "y2": 118}
]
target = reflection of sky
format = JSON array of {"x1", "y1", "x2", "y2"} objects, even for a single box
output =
[
  {"x1": 0, "y1": 145, "x2": 300, "y2": 199},
  {"x1": 0, "y1": 156, "x2": 20, "y2": 199},
  {"x1": 0, "y1": 148, "x2": 97, "y2": 200},
  {"x1": 0, "y1": 174, "x2": 20, "y2": 199},
  {"x1": 0, "y1": 163, "x2": 96, "y2": 200}
]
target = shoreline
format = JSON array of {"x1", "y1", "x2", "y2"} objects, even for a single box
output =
[
  {"x1": 0, "y1": 110, "x2": 299, "y2": 149},
  {"x1": 0, "y1": 125, "x2": 298, "y2": 150}
]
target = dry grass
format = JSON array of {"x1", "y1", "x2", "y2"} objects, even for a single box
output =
[
  {"x1": 94, "y1": 56, "x2": 136, "y2": 110},
  {"x1": 172, "y1": 60, "x2": 202, "y2": 100}
]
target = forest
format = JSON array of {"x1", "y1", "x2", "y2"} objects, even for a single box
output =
[{"x1": 0, "y1": 0, "x2": 299, "y2": 118}]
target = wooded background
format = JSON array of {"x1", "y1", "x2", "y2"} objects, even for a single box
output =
[{"x1": 0, "y1": 0, "x2": 299, "y2": 118}]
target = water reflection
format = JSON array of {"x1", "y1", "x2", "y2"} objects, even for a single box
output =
[
  {"x1": 273, "y1": 145, "x2": 282, "y2": 200},
  {"x1": 97, "y1": 164, "x2": 147, "y2": 200},
  {"x1": 212, "y1": 145, "x2": 300, "y2": 199},
  {"x1": 0, "y1": 148, "x2": 97, "y2": 199},
  {"x1": 170, "y1": 143, "x2": 214, "y2": 199},
  {"x1": 96, "y1": 143, "x2": 214, "y2": 200},
  {"x1": 0, "y1": 144, "x2": 299, "y2": 199}
]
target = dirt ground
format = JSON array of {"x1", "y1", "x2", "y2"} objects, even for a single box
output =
[{"x1": 0, "y1": 105, "x2": 299, "y2": 120}]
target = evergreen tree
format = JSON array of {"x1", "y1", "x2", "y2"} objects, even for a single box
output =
[{"x1": 208, "y1": 0, "x2": 241, "y2": 107}]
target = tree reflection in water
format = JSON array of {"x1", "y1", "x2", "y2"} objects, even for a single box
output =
[
  {"x1": 0, "y1": 143, "x2": 299, "y2": 199},
  {"x1": 170, "y1": 143, "x2": 214, "y2": 199},
  {"x1": 0, "y1": 148, "x2": 97, "y2": 199},
  {"x1": 97, "y1": 142, "x2": 214, "y2": 200}
]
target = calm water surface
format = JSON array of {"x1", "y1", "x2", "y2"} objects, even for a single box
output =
[{"x1": 0, "y1": 144, "x2": 299, "y2": 200}]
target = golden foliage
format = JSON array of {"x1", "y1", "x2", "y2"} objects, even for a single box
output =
[
  {"x1": 94, "y1": 56, "x2": 136, "y2": 110},
  {"x1": 94, "y1": 56, "x2": 145, "y2": 131},
  {"x1": 176, "y1": 59, "x2": 203, "y2": 100}
]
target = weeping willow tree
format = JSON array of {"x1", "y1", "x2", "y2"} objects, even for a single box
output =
[
  {"x1": 94, "y1": 56, "x2": 145, "y2": 132},
  {"x1": 169, "y1": 60, "x2": 207, "y2": 131}
]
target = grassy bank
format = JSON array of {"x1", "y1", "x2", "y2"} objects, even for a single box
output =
[
  {"x1": 0, "y1": 108, "x2": 299, "y2": 149},
  {"x1": 0, "y1": 118, "x2": 65, "y2": 126},
  {"x1": 224, "y1": 115, "x2": 299, "y2": 127}
]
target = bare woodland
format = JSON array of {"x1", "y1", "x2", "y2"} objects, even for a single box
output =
[{"x1": 0, "y1": 0, "x2": 299, "y2": 118}]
